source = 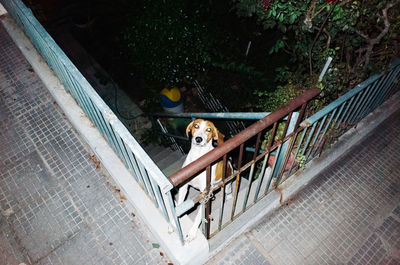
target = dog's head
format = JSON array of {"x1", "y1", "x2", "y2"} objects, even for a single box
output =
[{"x1": 186, "y1": 119, "x2": 225, "y2": 147}]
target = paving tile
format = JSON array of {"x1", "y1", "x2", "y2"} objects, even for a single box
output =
[
  {"x1": 208, "y1": 235, "x2": 272, "y2": 265},
  {"x1": 0, "y1": 22, "x2": 171, "y2": 265}
]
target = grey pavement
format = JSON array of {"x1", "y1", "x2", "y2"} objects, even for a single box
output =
[
  {"x1": 207, "y1": 110, "x2": 400, "y2": 265},
  {"x1": 0, "y1": 22, "x2": 171, "y2": 265}
]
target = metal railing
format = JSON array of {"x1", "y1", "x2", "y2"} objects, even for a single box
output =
[
  {"x1": 169, "y1": 89, "x2": 321, "y2": 239},
  {"x1": 0, "y1": 0, "x2": 186, "y2": 243},
  {"x1": 299, "y1": 60, "x2": 400, "y2": 163},
  {"x1": 166, "y1": 59, "x2": 400, "y2": 240}
]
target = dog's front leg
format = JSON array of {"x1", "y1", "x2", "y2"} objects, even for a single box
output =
[
  {"x1": 177, "y1": 183, "x2": 189, "y2": 205},
  {"x1": 186, "y1": 203, "x2": 203, "y2": 242}
]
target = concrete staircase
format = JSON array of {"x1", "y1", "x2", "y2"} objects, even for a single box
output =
[{"x1": 143, "y1": 143, "x2": 187, "y2": 178}]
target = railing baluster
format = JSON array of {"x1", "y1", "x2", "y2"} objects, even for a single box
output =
[
  {"x1": 336, "y1": 96, "x2": 355, "y2": 127},
  {"x1": 267, "y1": 144, "x2": 282, "y2": 191},
  {"x1": 341, "y1": 92, "x2": 362, "y2": 126},
  {"x1": 349, "y1": 84, "x2": 374, "y2": 124},
  {"x1": 231, "y1": 143, "x2": 244, "y2": 220},
  {"x1": 242, "y1": 132, "x2": 262, "y2": 212},
  {"x1": 254, "y1": 122, "x2": 277, "y2": 202},
  {"x1": 218, "y1": 154, "x2": 228, "y2": 232},
  {"x1": 275, "y1": 132, "x2": 297, "y2": 186},
  {"x1": 205, "y1": 165, "x2": 212, "y2": 239},
  {"x1": 140, "y1": 167, "x2": 159, "y2": 207},
  {"x1": 287, "y1": 127, "x2": 307, "y2": 176},
  {"x1": 375, "y1": 66, "x2": 400, "y2": 108},
  {"x1": 313, "y1": 108, "x2": 337, "y2": 157},
  {"x1": 301, "y1": 122, "x2": 317, "y2": 156},
  {"x1": 167, "y1": 191, "x2": 184, "y2": 245},
  {"x1": 306, "y1": 115, "x2": 327, "y2": 161},
  {"x1": 352, "y1": 81, "x2": 379, "y2": 123},
  {"x1": 373, "y1": 69, "x2": 395, "y2": 107},
  {"x1": 128, "y1": 152, "x2": 148, "y2": 191},
  {"x1": 380, "y1": 68, "x2": 400, "y2": 104}
]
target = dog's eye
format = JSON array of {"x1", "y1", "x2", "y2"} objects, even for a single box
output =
[
  {"x1": 194, "y1": 124, "x2": 199, "y2": 129},
  {"x1": 206, "y1": 128, "x2": 211, "y2": 132}
]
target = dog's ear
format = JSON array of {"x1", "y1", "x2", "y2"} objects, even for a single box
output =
[
  {"x1": 212, "y1": 126, "x2": 225, "y2": 145},
  {"x1": 186, "y1": 121, "x2": 195, "y2": 138}
]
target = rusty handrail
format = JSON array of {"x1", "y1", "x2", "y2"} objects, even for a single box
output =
[{"x1": 169, "y1": 88, "x2": 321, "y2": 187}]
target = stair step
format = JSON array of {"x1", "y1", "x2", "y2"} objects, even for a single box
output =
[
  {"x1": 163, "y1": 155, "x2": 187, "y2": 177},
  {"x1": 144, "y1": 144, "x2": 167, "y2": 158},
  {"x1": 152, "y1": 147, "x2": 175, "y2": 163},
  {"x1": 157, "y1": 150, "x2": 184, "y2": 171}
]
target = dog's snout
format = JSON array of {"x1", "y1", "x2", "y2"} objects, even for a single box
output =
[{"x1": 195, "y1": 137, "x2": 203, "y2": 144}]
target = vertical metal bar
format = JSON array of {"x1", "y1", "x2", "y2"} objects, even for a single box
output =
[
  {"x1": 336, "y1": 96, "x2": 355, "y2": 128},
  {"x1": 266, "y1": 144, "x2": 282, "y2": 192},
  {"x1": 347, "y1": 86, "x2": 371, "y2": 124},
  {"x1": 274, "y1": 133, "x2": 297, "y2": 186},
  {"x1": 380, "y1": 72, "x2": 398, "y2": 103},
  {"x1": 301, "y1": 122, "x2": 317, "y2": 156},
  {"x1": 154, "y1": 184, "x2": 170, "y2": 222},
  {"x1": 272, "y1": 112, "x2": 298, "y2": 178},
  {"x1": 129, "y1": 152, "x2": 148, "y2": 192},
  {"x1": 119, "y1": 140, "x2": 140, "y2": 182},
  {"x1": 313, "y1": 108, "x2": 337, "y2": 156},
  {"x1": 305, "y1": 115, "x2": 327, "y2": 160},
  {"x1": 139, "y1": 165, "x2": 159, "y2": 207},
  {"x1": 205, "y1": 165, "x2": 212, "y2": 239},
  {"x1": 359, "y1": 78, "x2": 383, "y2": 120},
  {"x1": 352, "y1": 81, "x2": 380, "y2": 123},
  {"x1": 374, "y1": 68, "x2": 396, "y2": 107},
  {"x1": 281, "y1": 112, "x2": 293, "y2": 139},
  {"x1": 242, "y1": 132, "x2": 262, "y2": 211},
  {"x1": 85, "y1": 98, "x2": 108, "y2": 137},
  {"x1": 101, "y1": 117, "x2": 125, "y2": 159},
  {"x1": 254, "y1": 122, "x2": 278, "y2": 202},
  {"x1": 109, "y1": 125, "x2": 130, "y2": 168},
  {"x1": 341, "y1": 92, "x2": 362, "y2": 126},
  {"x1": 91, "y1": 104, "x2": 122, "y2": 157},
  {"x1": 253, "y1": 155, "x2": 269, "y2": 202},
  {"x1": 218, "y1": 154, "x2": 228, "y2": 231},
  {"x1": 167, "y1": 191, "x2": 184, "y2": 245},
  {"x1": 378, "y1": 66, "x2": 400, "y2": 104},
  {"x1": 382, "y1": 71, "x2": 400, "y2": 101},
  {"x1": 333, "y1": 103, "x2": 346, "y2": 127},
  {"x1": 242, "y1": 163, "x2": 255, "y2": 212},
  {"x1": 287, "y1": 127, "x2": 307, "y2": 176},
  {"x1": 136, "y1": 160, "x2": 153, "y2": 196},
  {"x1": 231, "y1": 143, "x2": 244, "y2": 220},
  {"x1": 294, "y1": 103, "x2": 307, "y2": 129},
  {"x1": 122, "y1": 144, "x2": 140, "y2": 183},
  {"x1": 350, "y1": 82, "x2": 377, "y2": 124}
]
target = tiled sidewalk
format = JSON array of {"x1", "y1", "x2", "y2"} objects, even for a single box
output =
[
  {"x1": 207, "y1": 110, "x2": 400, "y2": 264},
  {"x1": 0, "y1": 22, "x2": 170, "y2": 265}
]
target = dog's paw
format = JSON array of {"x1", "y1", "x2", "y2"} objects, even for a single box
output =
[{"x1": 185, "y1": 229, "x2": 198, "y2": 243}]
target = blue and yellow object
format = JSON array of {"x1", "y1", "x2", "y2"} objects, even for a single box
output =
[{"x1": 160, "y1": 87, "x2": 183, "y2": 112}]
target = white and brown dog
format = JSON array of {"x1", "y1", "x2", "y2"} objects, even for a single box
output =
[{"x1": 177, "y1": 119, "x2": 233, "y2": 241}]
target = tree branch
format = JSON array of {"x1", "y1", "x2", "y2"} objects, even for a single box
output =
[
  {"x1": 304, "y1": 0, "x2": 318, "y2": 28},
  {"x1": 309, "y1": 1, "x2": 338, "y2": 75},
  {"x1": 355, "y1": 2, "x2": 393, "y2": 66}
]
